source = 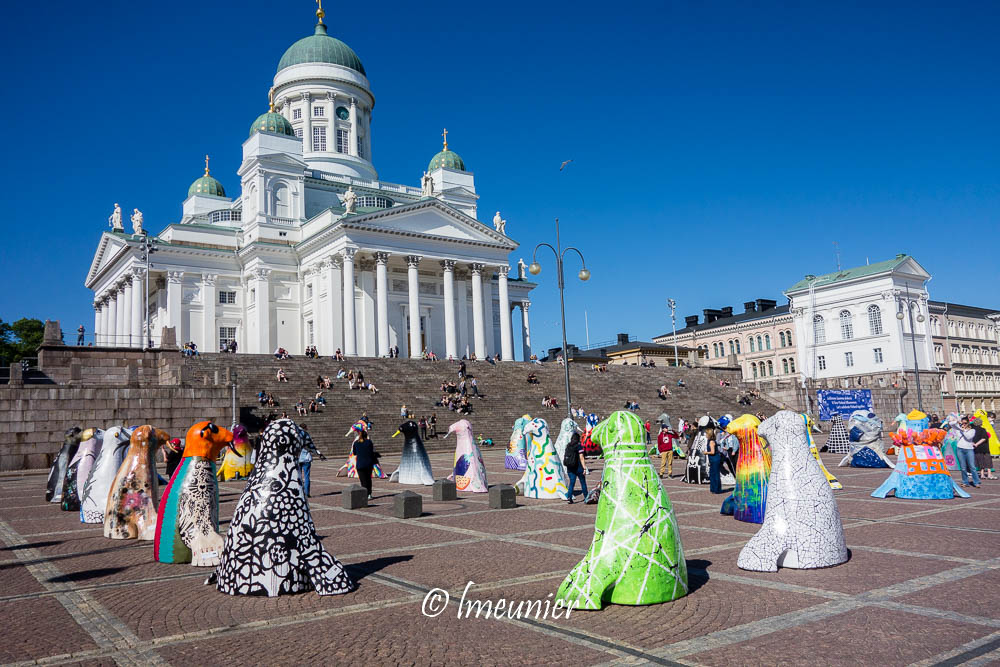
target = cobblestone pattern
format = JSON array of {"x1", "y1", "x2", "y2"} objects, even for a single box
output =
[{"x1": 0, "y1": 449, "x2": 998, "y2": 666}]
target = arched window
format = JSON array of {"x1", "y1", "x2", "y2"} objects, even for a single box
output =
[
  {"x1": 749, "y1": 337, "x2": 755, "y2": 352},
  {"x1": 867, "y1": 304, "x2": 883, "y2": 336},
  {"x1": 729, "y1": 340, "x2": 735, "y2": 355},
  {"x1": 756, "y1": 335, "x2": 763, "y2": 351},
  {"x1": 767, "y1": 360, "x2": 774, "y2": 376},
  {"x1": 271, "y1": 184, "x2": 290, "y2": 217},
  {"x1": 779, "y1": 331, "x2": 786, "y2": 347},
  {"x1": 839, "y1": 310, "x2": 854, "y2": 340},
  {"x1": 813, "y1": 315, "x2": 826, "y2": 343},
  {"x1": 765, "y1": 334, "x2": 771, "y2": 350},
  {"x1": 735, "y1": 339, "x2": 741, "y2": 354},
  {"x1": 751, "y1": 363, "x2": 758, "y2": 379},
  {"x1": 785, "y1": 330, "x2": 793, "y2": 346},
  {"x1": 782, "y1": 358, "x2": 789, "y2": 374},
  {"x1": 790, "y1": 358, "x2": 796, "y2": 372}
]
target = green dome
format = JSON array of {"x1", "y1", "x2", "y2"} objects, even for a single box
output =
[
  {"x1": 277, "y1": 23, "x2": 366, "y2": 76},
  {"x1": 428, "y1": 148, "x2": 466, "y2": 172},
  {"x1": 188, "y1": 172, "x2": 226, "y2": 198},
  {"x1": 249, "y1": 111, "x2": 295, "y2": 137}
]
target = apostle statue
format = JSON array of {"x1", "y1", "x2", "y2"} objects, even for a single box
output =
[
  {"x1": 343, "y1": 186, "x2": 357, "y2": 214},
  {"x1": 130, "y1": 208, "x2": 144, "y2": 235},
  {"x1": 421, "y1": 171, "x2": 434, "y2": 197},
  {"x1": 517, "y1": 258, "x2": 527, "y2": 280},
  {"x1": 493, "y1": 211, "x2": 502, "y2": 231},
  {"x1": 108, "y1": 203, "x2": 124, "y2": 231}
]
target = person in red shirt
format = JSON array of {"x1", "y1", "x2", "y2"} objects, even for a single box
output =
[{"x1": 658, "y1": 425, "x2": 677, "y2": 478}]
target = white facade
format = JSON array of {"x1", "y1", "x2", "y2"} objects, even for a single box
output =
[
  {"x1": 785, "y1": 255, "x2": 935, "y2": 381},
  {"x1": 84, "y1": 15, "x2": 534, "y2": 359}
]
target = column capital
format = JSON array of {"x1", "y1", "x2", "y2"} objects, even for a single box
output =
[
  {"x1": 201, "y1": 273, "x2": 218, "y2": 285},
  {"x1": 302, "y1": 91, "x2": 311, "y2": 102},
  {"x1": 117, "y1": 280, "x2": 128, "y2": 293},
  {"x1": 520, "y1": 300, "x2": 531, "y2": 311},
  {"x1": 130, "y1": 266, "x2": 147, "y2": 280},
  {"x1": 790, "y1": 306, "x2": 805, "y2": 319},
  {"x1": 250, "y1": 267, "x2": 272, "y2": 281},
  {"x1": 166, "y1": 270, "x2": 184, "y2": 284},
  {"x1": 440, "y1": 259, "x2": 456, "y2": 272},
  {"x1": 374, "y1": 251, "x2": 391, "y2": 265},
  {"x1": 93, "y1": 301, "x2": 101, "y2": 311},
  {"x1": 406, "y1": 255, "x2": 422, "y2": 268},
  {"x1": 469, "y1": 262, "x2": 485, "y2": 275},
  {"x1": 342, "y1": 247, "x2": 358, "y2": 261},
  {"x1": 326, "y1": 254, "x2": 343, "y2": 270},
  {"x1": 497, "y1": 265, "x2": 510, "y2": 278}
]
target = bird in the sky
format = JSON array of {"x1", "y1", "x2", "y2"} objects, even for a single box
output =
[{"x1": 559, "y1": 159, "x2": 573, "y2": 171}]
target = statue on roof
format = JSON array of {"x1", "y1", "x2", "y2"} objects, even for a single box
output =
[
  {"x1": 130, "y1": 208, "x2": 144, "y2": 235},
  {"x1": 493, "y1": 211, "x2": 506, "y2": 234},
  {"x1": 517, "y1": 258, "x2": 527, "y2": 281},
  {"x1": 108, "y1": 203, "x2": 123, "y2": 231},
  {"x1": 343, "y1": 186, "x2": 357, "y2": 214},
  {"x1": 421, "y1": 171, "x2": 434, "y2": 197}
]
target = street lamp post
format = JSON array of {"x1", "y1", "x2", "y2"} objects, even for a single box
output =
[
  {"x1": 138, "y1": 233, "x2": 158, "y2": 350},
  {"x1": 667, "y1": 298, "x2": 678, "y2": 367},
  {"x1": 895, "y1": 285, "x2": 925, "y2": 412},
  {"x1": 528, "y1": 218, "x2": 590, "y2": 420}
]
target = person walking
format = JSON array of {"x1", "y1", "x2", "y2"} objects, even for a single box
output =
[
  {"x1": 297, "y1": 424, "x2": 325, "y2": 498},
  {"x1": 972, "y1": 417, "x2": 997, "y2": 480},
  {"x1": 352, "y1": 426, "x2": 378, "y2": 500},
  {"x1": 657, "y1": 425, "x2": 676, "y2": 478},
  {"x1": 957, "y1": 416, "x2": 981, "y2": 488},
  {"x1": 563, "y1": 432, "x2": 589, "y2": 503},
  {"x1": 705, "y1": 426, "x2": 723, "y2": 493}
]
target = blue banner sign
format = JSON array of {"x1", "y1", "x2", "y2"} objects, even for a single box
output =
[{"x1": 817, "y1": 389, "x2": 873, "y2": 420}]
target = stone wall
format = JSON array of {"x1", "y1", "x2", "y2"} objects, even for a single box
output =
[{"x1": 0, "y1": 385, "x2": 231, "y2": 471}]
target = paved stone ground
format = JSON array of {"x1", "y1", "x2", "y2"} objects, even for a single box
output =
[{"x1": 2, "y1": 449, "x2": 999, "y2": 666}]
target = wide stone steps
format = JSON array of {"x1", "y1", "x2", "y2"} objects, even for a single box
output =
[{"x1": 182, "y1": 354, "x2": 775, "y2": 457}]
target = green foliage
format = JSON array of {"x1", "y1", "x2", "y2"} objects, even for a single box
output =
[{"x1": 0, "y1": 318, "x2": 45, "y2": 363}]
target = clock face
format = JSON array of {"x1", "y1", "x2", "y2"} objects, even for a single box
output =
[{"x1": 336, "y1": 106, "x2": 350, "y2": 120}]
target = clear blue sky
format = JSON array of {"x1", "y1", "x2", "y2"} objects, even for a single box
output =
[{"x1": 2, "y1": 1, "x2": 997, "y2": 354}]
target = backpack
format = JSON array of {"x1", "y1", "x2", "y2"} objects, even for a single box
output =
[{"x1": 563, "y1": 445, "x2": 579, "y2": 470}]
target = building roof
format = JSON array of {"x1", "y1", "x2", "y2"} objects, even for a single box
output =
[
  {"x1": 785, "y1": 254, "x2": 912, "y2": 293},
  {"x1": 277, "y1": 22, "x2": 366, "y2": 75},
  {"x1": 249, "y1": 111, "x2": 295, "y2": 138},
  {"x1": 655, "y1": 304, "x2": 791, "y2": 339},
  {"x1": 929, "y1": 300, "x2": 1000, "y2": 319},
  {"x1": 428, "y1": 148, "x2": 466, "y2": 172},
  {"x1": 188, "y1": 173, "x2": 225, "y2": 198}
]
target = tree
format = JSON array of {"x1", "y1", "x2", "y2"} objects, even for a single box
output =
[{"x1": 0, "y1": 318, "x2": 45, "y2": 364}]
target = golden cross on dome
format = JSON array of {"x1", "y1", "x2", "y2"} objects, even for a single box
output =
[
  {"x1": 442, "y1": 128, "x2": 449, "y2": 151},
  {"x1": 204, "y1": 154, "x2": 210, "y2": 175},
  {"x1": 316, "y1": 0, "x2": 325, "y2": 22}
]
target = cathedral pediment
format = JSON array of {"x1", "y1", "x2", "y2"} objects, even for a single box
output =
[
  {"x1": 85, "y1": 233, "x2": 132, "y2": 287},
  {"x1": 339, "y1": 199, "x2": 515, "y2": 249}
]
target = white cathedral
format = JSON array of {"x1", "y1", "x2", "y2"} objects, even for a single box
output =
[{"x1": 85, "y1": 6, "x2": 535, "y2": 360}]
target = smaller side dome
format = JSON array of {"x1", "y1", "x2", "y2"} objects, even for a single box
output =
[
  {"x1": 250, "y1": 111, "x2": 295, "y2": 138},
  {"x1": 189, "y1": 156, "x2": 226, "y2": 198},
  {"x1": 427, "y1": 128, "x2": 466, "y2": 171}
]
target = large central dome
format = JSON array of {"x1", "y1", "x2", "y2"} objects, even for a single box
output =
[{"x1": 277, "y1": 23, "x2": 366, "y2": 76}]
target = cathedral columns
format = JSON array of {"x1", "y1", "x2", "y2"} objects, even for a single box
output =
[
  {"x1": 323, "y1": 257, "x2": 343, "y2": 355},
  {"x1": 342, "y1": 248, "x2": 358, "y2": 356},
  {"x1": 249, "y1": 268, "x2": 271, "y2": 354},
  {"x1": 100, "y1": 296, "x2": 110, "y2": 346},
  {"x1": 121, "y1": 279, "x2": 133, "y2": 347},
  {"x1": 131, "y1": 269, "x2": 144, "y2": 348},
  {"x1": 107, "y1": 289, "x2": 119, "y2": 347},
  {"x1": 406, "y1": 255, "x2": 422, "y2": 358},
  {"x1": 498, "y1": 266, "x2": 513, "y2": 361},
  {"x1": 441, "y1": 260, "x2": 457, "y2": 360},
  {"x1": 201, "y1": 273, "x2": 217, "y2": 353},
  {"x1": 349, "y1": 98, "x2": 358, "y2": 158},
  {"x1": 303, "y1": 93, "x2": 312, "y2": 152},
  {"x1": 470, "y1": 263, "x2": 486, "y2": 359},
  {"x1": 375, "y1": 252, "x2": 390, "y2": 357},
  {"x1": 521, "y1": 301, "x2": 532, "y2": 361},
  {"x1": 93, "y1": 301, "x2": 102, "y2": 346},
  {"x1": 166, "y1": 271, "x2": 183, "y2": 344}
]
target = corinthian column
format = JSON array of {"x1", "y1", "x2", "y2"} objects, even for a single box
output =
[
  {"x1": 470, "y1": 263, "x2": 486, "y2": 359},
  {"x1": 441, "y1": 260, "x2": 457, "y2": 359},
  {"x1": 497, "y1": 265, "x2": 513, "y2": 361},
  {"x1": 375, "y1": 252, "x2": 390, "y2": 357},
  {"x1": 342, "y1": 248, "x2": 357, "y2": 356},
  {"x1": 406, "y1": 255, "x2": 422, "y2": 358}
]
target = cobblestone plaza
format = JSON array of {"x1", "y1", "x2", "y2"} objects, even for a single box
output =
[{"x1": 2, "y1": 448, "x2": 997, "y2": 666}]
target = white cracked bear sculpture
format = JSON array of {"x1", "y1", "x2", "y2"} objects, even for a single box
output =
[{"x1": 737, "y1": 410, "x2": 849, "y2": 572}]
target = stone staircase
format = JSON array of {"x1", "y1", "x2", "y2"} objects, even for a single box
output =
[{"x1": 182, "y1": 354, "x2": 778, "y2": 457}]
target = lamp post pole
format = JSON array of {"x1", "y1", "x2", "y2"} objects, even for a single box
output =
[
  {"x1": 896, "y1": 285, "x2": 925, "y2": 412},
  {"x1": 667, "y1": 298, "x2": 678, "y2": 366},
  {"x1": 139, "y1": 233, "x2": 157, "y2": 351},
  {"x1": 529, "y1": 218, "x2": 590, "y2": 420}
]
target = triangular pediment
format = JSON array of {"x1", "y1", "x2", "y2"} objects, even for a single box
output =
[
  {"x1": 340, "y1": 200, "x2": 516, "y2": 249},
  {"x1": 86, "y1": 233, "x2": 130, "y2": 287}
]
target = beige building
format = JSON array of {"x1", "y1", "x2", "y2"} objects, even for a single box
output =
[
  {"x1": 653, "y1": 299, "x2": 800, "y2": 382},
  {"x1": 929, "y1": 301, "x2": 1000, "y2": 413}
]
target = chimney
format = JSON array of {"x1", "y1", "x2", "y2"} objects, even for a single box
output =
[
  {"x1": 685, "y1": 315, "x2": 699, "y2": 327},
  {"x1": 720, "y1": 306, "x2": 733, "y2": 318},
  {"x1": 744, "y1": 301, "x2": 757, "y2": 313},
  {"x1": 756, "y1": 298, "x2": 777, "y2": 312},
  {"x1": 703, "y1": 308, "x2": 722, "y2": 323},
  {"x1": 616, "y1": 333, "x2": 630, "y2": 345}
]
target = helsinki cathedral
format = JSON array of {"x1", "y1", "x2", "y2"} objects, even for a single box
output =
[{"x1": 85, "y1": 4, "x2": 535, "y2": 359}]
